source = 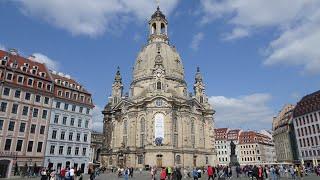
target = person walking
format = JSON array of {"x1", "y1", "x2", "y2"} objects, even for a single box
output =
[
  {"x1": 160, "y1": 167, "x2": 167, "y2": 180},
  {"x1": 192, "y1": 168, "x2": 198, "y2": 180},
  {"x1": 207, "y1": 165, "x2": 214, "y2": 180},
  {"x1": 123, "y1": 167, "x2": 129, "y2": 180},
  {"x1": 257, "y1": 166, "x2": 263, "y2": 180}
]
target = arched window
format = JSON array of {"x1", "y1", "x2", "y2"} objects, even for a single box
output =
[
  {"x1": 109, "y1": 157, "x2": 113, "y2": 165},
  {"x1": 173, "y1": 118, "x2": 178, "y2": 132},
  {"x1": 161, "y1": 23, "x2": 166, "y2": 34},
  {"x1": 152, "y1": 23, "x2": 156, "y2": 34},
  {"x1": 140, "y1": 118, "x2": 145, "y2": 147},
  {"x1": 157, "y1": 81, "x2": 162, "y2": 90},
  {"x1": 191, "y1": 119, "x2": 195, "y2": 148},
  {"x1": 200, "y1": 96, "x2": 204, "y2": 103},
  {"x1": 123, "y1": 120, "x2": 127, "y2": 134}
]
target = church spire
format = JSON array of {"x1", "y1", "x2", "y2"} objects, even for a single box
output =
[
  {"x1": 111, "y1": 66, "x2": 123, "y2": 105},
  {"x1": 194, "y1": 67, "x2": 206, "y2": 104},
  {"x1": 148, "y1": 5, "x2": 169, "y2": 44}
]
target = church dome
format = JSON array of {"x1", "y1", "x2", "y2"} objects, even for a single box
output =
[
  {"x1": 132, "y1": 7, "x2": 185, "y2": 84},
  {"x1": 132, "y1": 42, "x2": 184, "y2": 82}
]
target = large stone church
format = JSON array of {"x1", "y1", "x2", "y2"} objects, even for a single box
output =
[{"x1": 101, "y1": 7, "x2": 216, "y2": 168}]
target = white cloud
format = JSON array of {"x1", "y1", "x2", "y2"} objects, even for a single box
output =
[
  {"x1": 200, "y1": 0, "x2": 320, "y2": 74},
  {"x1": 32, "y1": 53, "x2": 59, "y2": 71},
  {"x1": 208, "y1": 93, "x2": 274, "y2": 130},
  {"x1": 223, "y1": 28, "x2": 249, "y2": 41},
  {"x1": 92, "y1": 105, "x2": 104, "y2": 133},
  {"x1": 0, "y1": 44, "x2": 5, "y2": 51},
  {"x1": 190, "y1": 32, "x2": 204, "y2": 51},
  {"x1": 17, "y1": 0, "x2": 179, "y2": 37}
]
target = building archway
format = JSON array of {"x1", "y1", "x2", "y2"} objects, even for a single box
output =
[{"x1": 0, "y1": 160, "x2": 11, "y2": 178}]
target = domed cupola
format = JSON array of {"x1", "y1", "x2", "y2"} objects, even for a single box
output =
[{"x1": 148, "y1": 6, "x2": 168, "y2": 44}]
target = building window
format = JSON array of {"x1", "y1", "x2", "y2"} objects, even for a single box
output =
[
  {"x1": 37, "y1": 142, "x2": 43, "y2": 152},
  {"x1": 64, "y1": 103, "x2": 69, "y2": 110},
  {"x1": 78, "y1": 119, "x2": 82, "y2": 127},
  {"x1": 69, "y1": 132, "x2": 73, "y2": 141},
  {"x1": 67, "y1": 147, "x2": 71, "y2": 155},
  {"x1": 46, "y1": 84, "x2": 51, "y2": 91},
  {"x1": 56, "y1": 102, "x2": 61, "y2": 108},
  {"x1": 75, "y1": 147, "x2": 79, "y2": 155},
  {"x1": 157, "y1": 81, "x2": 162, "y2": 90},
  {"x1": 206, "y1": 156, "x2": 209, "y2": 164},
  {"x1": 84, "y1": 134, "x2": 88, "y2": 142},
  {"x1": 4, "y1": 139, "x2": 12, "y2": 151},
  {"x1": 85, "y1": 120, "x2": 89, "y2": 128},
  {"x1": 138, "y1": 155, "x2": 144, "y2": 164},
  {"x1": 33, "y1": 108, "x2": 39, "y2": 117},
  {"x1": 27, "y1": 141, "x2": 33, "y2": 152},
  {"x1": 11, "y1": 104, "x2": 18, "y2": 114},
  {"x1": 40, "y1": 126, "x2": 45, "y2": 134},
  {"x1": 42, "y1": 110, "x2": 48, "y2": 119},
  {"x1": 72, "y1": 105, "x2": 76, "y2": 112},
  {"x1": 79, "y1": 107, "x2": 83, "y2": 113},
  {"x1": 50, "y1": 145, "x2": 55, "y2": 155},
  {"x1": 61, "y1": 131, "x2": 65, "y2": 140},
  {"x1": 25, "y1": 92, "x2": 31, "y2": 100},
  {"x1": 0, "y1": 119, "x2": 3, "y2": 131},
  {"x1": 6, "y1": 73, "x2": 13, "y2": 81},
  {"x1": 44, "y1": 97, "x2": 49, "y2": 104},
  {"x1": 54, "y1": 115, "x2": 59, "y2": 124},
  {"x1": 70, "y1": 118, "x2": 75, "y2": 126},
  {"x1": 18, "y1": 122, "x2": 25, "y2": 133},
  {"x1": 22, "y1": 106, "x2": 29, "y2": 116},
  {"x1": 35, "y1": 95, "x2": 41, "y2": 103},
  {"x1": 0, "y1": 102, "x2": 7, "y2": 112},
  {"x1": 30, "y1": 124, "x2": 36, "y2": 133},
  {"x1": 62, "y1": 117, "x2": 67, "y2": 125},
  {"x1": 82, "y1": 148, "x2": 87, "y2": 156},
  {"x1": 14, "y1": 90, "x2": 21, "y2": 98},
  {"x1": 76, "y1": 133, "x2": 81, "y2": 141},
  {"x1": 59, "y1": 146, "x2": 64, "y2": 155},
  {"x1": 37, "y1": 81, "x2": 43, "y2": 89},
  {"x1": 52, "y1": 130, "x2": 57, "y2": 139},
  {"x1": 86, "y1": 108, "x2": 90, "y2": 114},
  {"x1": 16, "y1": 140, "x2": 23, "y2": 151},
  {"x1": 3, "y1": 87, "x2": 10, "y2": 96},
  {"x1": 173, "y1": 134, "x2": 178, "y2": 148},
  {"x1": 27, "y1": 78, "x2": 34, "y2": 86},
  {"x1": 17, "y1": 76, "x2": 24, "y2": 83},
  {"x1": 8, "y1": 121, "x2": 15, "y2": 131}
]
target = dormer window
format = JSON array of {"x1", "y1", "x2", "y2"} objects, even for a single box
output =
[
  {"x1": 33, "y1": 65, "x2": 38, "y2": 70},
  {"x1": 1, "y1": 59, "x2": 7, "y2": 66},
  {"x1": 40, "y1": 72, "x2": 46, "y2": 78},
  {"x1": 24, "y1": 63, "x2": 29, "y2": 67},
  {"x1": 57, "y1": 79, "x2": 61, "y2": 84},
  {"x1": 80, "y1": 95, "x2": 84, "y2": 102},
  {"x1": 17, "y1": 75, "x2": 24, "y2": 84},
  {"x1": 12, "y1": 62, "x2": 18, "y2": 69},
  {"x1": 21, "y1": 66, "x2": 28, "y2": 72},
  {"x1": 31, "y1": 69, "x2": 37, "y2": 75},
  {"x1": 65, "y1": 82, "x2": 69, "y2": 87}
]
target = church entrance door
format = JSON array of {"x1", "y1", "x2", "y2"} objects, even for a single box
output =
[{"x1": 156, "y1": 154, "x2": 163, "y2": 168}]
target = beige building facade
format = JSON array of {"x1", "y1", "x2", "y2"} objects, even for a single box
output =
[
  {"x1": 101, "y1": 7, "x2": 216, "y2": 168},
  {"x1": 272, "y1": 104, "x2": 298, "y2": 163}
]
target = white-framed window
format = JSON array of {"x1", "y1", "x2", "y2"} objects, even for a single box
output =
[{"x1": 6, "y1": 72, "x2": 13, "y2": 81}]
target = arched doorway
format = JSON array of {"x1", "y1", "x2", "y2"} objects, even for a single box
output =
[
  {"x1": 156, "y1": 154, "x2": 163, "y2": 168},
  {"x1": 96, "y1": 148, "x2": 101, "y2": 162},
  {"x1": 0, "y1": 160, "x2": 11, "y2": 178}
]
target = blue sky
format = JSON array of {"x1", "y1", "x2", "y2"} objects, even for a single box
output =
[{"x1": 1, "y1": 0, "x2": 320, "y2": 132}]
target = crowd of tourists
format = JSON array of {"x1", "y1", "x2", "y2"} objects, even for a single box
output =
[
  {"x1": 40, "y1": 166, "x2": 84, "y2": 180},
  {"x1": 111, "y1": 164, "x2": 320, "y2": 180}
]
